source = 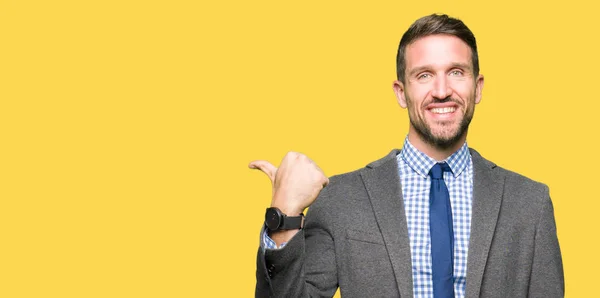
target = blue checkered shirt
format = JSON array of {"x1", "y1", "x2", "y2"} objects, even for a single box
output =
[
  {"x1": 400, "y1": 138, "x2": 472, "y2": 298},
  {"x1": 262, "y1": 137, "x2": 473, "y2": 298}
]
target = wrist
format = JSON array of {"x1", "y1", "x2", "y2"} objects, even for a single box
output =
[
  {"x1": 265, "y1": 207, "x2": 304, "y2": 231},
  {"x1": 270, "y1": 201, "x2": 304, "y2": 216}
]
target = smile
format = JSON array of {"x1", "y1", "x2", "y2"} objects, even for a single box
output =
[{"x1": 430, "y1": 107, "x2": 456, "y2": 114}]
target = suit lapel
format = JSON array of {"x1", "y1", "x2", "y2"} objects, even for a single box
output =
[
  {"x1": 360, "y1": 150, "x2": 413, "y2": 298},
  {"x1": 465, "y1": 149, "x2": 505, "y2": 298}
]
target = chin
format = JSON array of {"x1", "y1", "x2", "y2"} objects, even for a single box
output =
[
  {"x1": 411, "y1": 113, "x2": 472, "y2": 150},
  {"x1": 430, "y1": 125, "x2": 460, "y2": 139},
  {"x1": 423, "y1": 124, "x2": 465, "y2": 148},
  {"x1": 435, "y1": 128, "x2": 467, "y2": 147}
]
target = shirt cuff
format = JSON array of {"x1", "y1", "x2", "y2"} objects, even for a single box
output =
[{"x1": 261, "y1": 226, "x2": 288, "y2": 251}]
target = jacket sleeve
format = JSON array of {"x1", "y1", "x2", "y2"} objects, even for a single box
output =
[
  {"x1": 255, "y1": 190, "x2": 338, "y2": 298},
  {"x1": 528, "y1": 194, "x2": 564, "y2": 297}
]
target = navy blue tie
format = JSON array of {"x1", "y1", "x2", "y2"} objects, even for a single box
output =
[{"x1": 429, "y1": 162, "x2": 455, "y2": 297}]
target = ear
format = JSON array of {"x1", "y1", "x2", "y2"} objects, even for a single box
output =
[
  {"x1": 393, "y1": 80, "x2": 408, "y2": 108},
  {"x1": 475, "y1": 74, "x2": 484, "y2": 104}
]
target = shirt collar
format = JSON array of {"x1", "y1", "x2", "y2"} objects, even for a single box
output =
[{"x1": 399, "y1": 136, "x2": 471, "y2": 179}]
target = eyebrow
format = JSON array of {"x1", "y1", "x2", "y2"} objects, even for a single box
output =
[{"x1": 407, "y1": 63, "x2": 473, "y2": 77}]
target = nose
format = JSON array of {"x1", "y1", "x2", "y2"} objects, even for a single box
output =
[{"x1": 431, "y1": 75, "x2": 452, "y2": 100}]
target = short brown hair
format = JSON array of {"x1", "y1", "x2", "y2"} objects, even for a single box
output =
[{"x1": 396, "y1": 14, "x2": 479, "y2": 83}]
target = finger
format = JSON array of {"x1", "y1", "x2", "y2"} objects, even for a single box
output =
[
  {"x1": 313, "y1": 164, "x2": 329, "y2": 187},
  {"x1": 248, "y1": 160, "x2": 278, "y2": 181}
]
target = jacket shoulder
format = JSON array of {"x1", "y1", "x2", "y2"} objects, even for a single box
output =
[
  {"x1": 470, "y1": 148, "x2": 549, "y2": 198},
  {"x1": 498, "y1": 166, "x2": 548, "y2": 191},
  {"x1": 324, "y1": 149, "x2": 400, "y2": 189}
]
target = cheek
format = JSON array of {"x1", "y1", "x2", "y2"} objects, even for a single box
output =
[
  {"x1": 406, "y1": 87, "x2": 429, "y2": 109},
  {"x1": 450, "y1": 81, "x2": 476, "y2": 100}
]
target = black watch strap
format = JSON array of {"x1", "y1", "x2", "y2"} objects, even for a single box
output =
[{"x1": 281, "y1": 213, "x2": 304, "y2": 230}]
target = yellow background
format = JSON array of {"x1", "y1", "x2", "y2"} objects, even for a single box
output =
[{"x1": 1, "y1": 0, "x2": 598, "y2": 297}]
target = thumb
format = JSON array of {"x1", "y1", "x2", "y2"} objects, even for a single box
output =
[{"x1": 248, "y1": 160, "x2": 277, "y2": 182}]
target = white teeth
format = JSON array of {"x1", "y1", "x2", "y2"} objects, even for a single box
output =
[{"x1": 430, "y1": 107, "x2": 456, "y2": 114}]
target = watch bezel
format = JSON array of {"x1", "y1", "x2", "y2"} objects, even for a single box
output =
[{"x1": 265, "y1": 207, "x2": 283, "y2": 230}]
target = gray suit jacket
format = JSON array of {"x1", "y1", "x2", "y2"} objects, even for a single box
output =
[{"x1": 256, "y1": 149, "x2": 564, "y2": 297}]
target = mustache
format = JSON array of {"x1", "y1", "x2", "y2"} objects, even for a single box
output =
[{"x1": 423, "y1": 96, "x2": 462, "y2": 107}]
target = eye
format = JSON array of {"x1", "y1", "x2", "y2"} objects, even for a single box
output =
[
  {"x1": 449, "y1": 69, "x2": 464, "y2": 76},
  {"x1": 417, "y1": 73, "x2": 432, "y2": 80}
]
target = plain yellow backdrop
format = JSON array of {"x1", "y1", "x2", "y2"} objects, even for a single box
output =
[{"x1": 1, "y1": 0, "x2": 598, "y2": 297}]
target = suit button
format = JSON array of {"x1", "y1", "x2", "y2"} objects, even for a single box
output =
[{"x1": 267, "y1": 263, "x2": 275, "y2": 278}]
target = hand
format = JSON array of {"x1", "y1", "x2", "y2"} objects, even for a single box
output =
[{"x1": 249, "y1": 152, "x2": 329, "y2": 216}]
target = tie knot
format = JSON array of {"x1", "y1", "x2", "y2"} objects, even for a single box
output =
[{"x1": 429, "y1": 162, "x2": 451, "y2": 179}]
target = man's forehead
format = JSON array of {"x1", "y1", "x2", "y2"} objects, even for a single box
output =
[{"x1": 405, "y1": 34, "x2": 473, "y2": 70}]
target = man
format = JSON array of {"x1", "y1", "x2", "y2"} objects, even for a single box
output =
[{"x1": 250, "y1": 14, "x2": 564, "y2": 298}]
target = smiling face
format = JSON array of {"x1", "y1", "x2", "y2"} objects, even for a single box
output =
[{"x1": 394, "y1": 34, "x2": 484, "y2": 153}]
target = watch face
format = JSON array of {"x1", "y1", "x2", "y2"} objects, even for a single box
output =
[{"x1": 265, "y1": 208, "x2": 281, "y2": 230}]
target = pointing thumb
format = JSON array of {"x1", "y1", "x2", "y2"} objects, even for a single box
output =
[{"x1": 248, "y1": 160, "x2": 277, "y2": 182}]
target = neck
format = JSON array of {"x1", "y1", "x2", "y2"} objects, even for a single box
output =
[{"x1": 407, "y1": 127, "x2": 467, "y2": 162}]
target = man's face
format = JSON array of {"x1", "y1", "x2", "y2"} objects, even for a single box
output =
[{"x1": 393, "y1": 34, "x2": 484, "y2": 149}]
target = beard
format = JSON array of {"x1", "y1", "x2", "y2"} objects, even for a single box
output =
[{"x1": 407, "y1": 95, "x2": 475, "y2": 150}]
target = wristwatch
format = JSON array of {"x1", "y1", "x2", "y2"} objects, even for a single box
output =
[{"x1": 265, "y1": 207, "x2": 304, "y2": 231}]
